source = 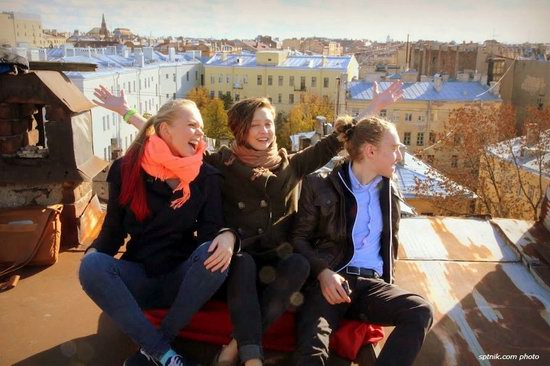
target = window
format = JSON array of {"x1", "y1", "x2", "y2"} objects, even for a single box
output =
[
  {"x1": 289, "y1": 76, "x2": 295, "y2": 87},
  {"x1": 429, "y1": 132, "x2": 436, "y2": 144},
  {"x1": 173, "y1": 93, "x2": 176, "y2": 100},
  {"x1": 451, "y1": 155, "x2": 458, "y2": 168},
  {"x1": 218, "y1": 91, "x2": 223, "y2": 98},
  {"x1": 268, "y1": 97, "x2": 272, "y2": 103},
  {"x1": 427, "y1": 155, "x2": 434, "y2": 165},
  {"x1": 210, "y1": 90, "x2": 215, "y2": 98},
  {"x1": 226, "y1": 75, "x2": 230, "y2": 83},
  {"x1": 218, "y1": 74, "x2": 223, "y2": 83},
  {"x1": 323, "y1": 77, "x2": 329, "y2": 88},
  {"x1": 289, "y1": 94, "x2": 294, "y2": 104},
  {"x1": 195, "y1": 71, "x2": 198, "y2": 80},
  {"x1": 403, "y1": 132, "x2": 411, "y2": 146},
  {"x1": 268, "y1": 75, "x2": 273, "y2": 86},
  {"x1": 257, "y1": 75, "x2": 262, "y2": 85},
  {"x1": 278, "y1": 93, "x2": 282, "y2": 103},
  {"x1": 418, "y1": 114, "x2": 425, "y2": 122},
  {"x1": 417, "y1": 132, "x2": 424, "y2": 146},
  {"x1": 186, "y1": 72, "x2": 189, "y2": 81},
  {"x1": 300, "y1": 76, "x2": 306, "y2": 90},
  {"x1": 166, "y1": 74, "x2": 169, "y2": 79},
  {"x1": 243, "y1": 75, "x2": 248, "y2": 84},
  {"x1": 379, "y1": 109, "x2": 387, "y2": 117},
  {"x1": 405, "y1": 113, "x2": 412, "y2": 122},
  {"x1": 278, "y1": 76, "x2": 283, "y2": 86},
  {"x1": 235, "y1": 94, "x2": 240, "y2": 101},
  {"x1": 311, "y1": 77, "x2": 317, "y2": 88},
  {"x1": 210, "y1": 75, "x2": 215, "y2": 84},
  {"x1": 166, "y1": 94, "x2": 170, "y2": 99}
]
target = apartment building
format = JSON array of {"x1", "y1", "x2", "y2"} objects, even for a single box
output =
[{"x1": 0, "y1": 11, "x2": 45, "y2": 48}]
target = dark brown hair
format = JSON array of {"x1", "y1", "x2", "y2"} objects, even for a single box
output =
[{"x1": 227, "y1": 97, "x2": 276, "y2": 145}]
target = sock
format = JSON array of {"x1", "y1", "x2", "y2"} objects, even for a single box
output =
[{"x1": 159, "y1": 349, "x2": 177, "y2": 366}]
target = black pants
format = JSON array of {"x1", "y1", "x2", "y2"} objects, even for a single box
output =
[
  {"x1": 293, "y1": 273, "x2": 433, "y2": 366},
  {"x1": 227, "y1": 252, "x2": 311, "y2": 362}
]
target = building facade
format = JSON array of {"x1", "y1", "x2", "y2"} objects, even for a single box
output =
[
  {"x1": 344, "y1": 79, "x2": 502, "y2": 170},
  {"x1": 204, "y1": 50, "x2": 358, "y2": 113},
  {"x1": 47, "y1": 46, "x2": 203, "y2": 161},
  {"x1": 0, "y1": 11, "x2": 45, "y2": 48}
]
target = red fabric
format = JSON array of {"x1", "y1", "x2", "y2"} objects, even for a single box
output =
[{"x1": 144, "y1": 300, "x2": 384, "y2": 360}]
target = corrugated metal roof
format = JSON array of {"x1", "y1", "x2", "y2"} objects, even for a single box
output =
[
  {"x1": 348, "y1": 81, "x2": 502, "y2": 102},
  {"x1": 395, "y1": 216, "x2": 550, "y2": 365},
  {"x1": 486, "y1": 130, "x2": 550, "y2": 178},
  {"x1": 206, "y1": 54, "x2": 351, "y2": 70},
  {"x1": 395, "y1": 153, "x2": 474, "y2": 199}
]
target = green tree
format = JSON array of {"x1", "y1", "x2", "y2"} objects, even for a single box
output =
[
  {"x1": 203, "y1": 98, "x2": 232, "y2": 140},
  {"x1": 274, "y1": 112, "x2": 291, "y2": 150},
  {"x1": 186, "y1": 87, "x2": 210, "y2": 112},
  {"x1": 219, "y1": 93, "x2": 234, "y2": 110},
  {"x1": 287, "y1": 93, "x2": 334, "y2": 134}
]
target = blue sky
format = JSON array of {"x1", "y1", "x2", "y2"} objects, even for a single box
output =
[{"x1": 2, "y1": 0, "x2": 549, "y2": 43}]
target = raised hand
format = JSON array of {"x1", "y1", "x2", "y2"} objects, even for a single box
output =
[
  {"x1": 92, "y1": 85, "x2": 130, "y2": 115},
  {"x1": 357, "y1": 80, "x2": 404, "y2": 120}
]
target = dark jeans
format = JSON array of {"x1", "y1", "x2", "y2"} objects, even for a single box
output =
[
  {"x1": 293, "y1": 273, "x2": 433, "y2": 366},
  {"x1": 79, "y1": 242, "x2": 227, "y2": 360},
  {"x1": 226, "y1": 252, "x2": 310, "y2": 362}
]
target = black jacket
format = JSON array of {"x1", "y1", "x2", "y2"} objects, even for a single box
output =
[
  {"x1": 204, "y1": 133, "x2": 342, "y2": 260},
  {"x1": 291, "y1": 161, "x2": 401, "y2": 284},
  {"x1": 90, "y1": 159, "x2": 226, "y2": 276}
]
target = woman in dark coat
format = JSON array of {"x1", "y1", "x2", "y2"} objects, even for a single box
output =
[{"x1": 79, "y1": 99, "x2": 237, "y2": 366}]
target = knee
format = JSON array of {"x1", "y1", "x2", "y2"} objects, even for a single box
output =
[
  {"x1": 79, "y1": 251, "x2": 112, "y2": 289},
  {"x1": 284, "y1": 253, "x2": 311, "y2": 280},
  {"x1": 404, "y1": 296, "x2": 434, "y2": 331}
]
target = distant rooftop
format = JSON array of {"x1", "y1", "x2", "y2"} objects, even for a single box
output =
[
  {"x1": 348, "y1": 81, "x2": 502, "y2": 102},
  {"x1": 487, "y1": 129, "x2": 550, "y2": 178},
  {"x1": 205, "y1": 53, "x2": 352, "y2": 70}
]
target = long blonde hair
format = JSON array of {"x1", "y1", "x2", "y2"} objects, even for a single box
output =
[{"x1": 120, "y1": 99, "x2": 199, "y2": 221}]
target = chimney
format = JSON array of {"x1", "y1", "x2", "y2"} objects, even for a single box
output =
[
  {"x1": 135, "y1": 51, "x2": 145, "y2": 67},
  {"x1": 38, "y1": 49, "x2": 47, "y2": 61},
  {"x1": 315, "y1": 116, "x2": 327, "y2": 136},
  {"x1": 143, "y1": 46, "x2": 154, "y2": 61},
  {"x1": 168, "y1": 47, "x2": 176, "y2": 62},
  {"x1": 525, "y1": 123, "x2": 539, "y2": 146},
  {"x1": 433, "y1": 74, "x2": 443, "y2": 92}
]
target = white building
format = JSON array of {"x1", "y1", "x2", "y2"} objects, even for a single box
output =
[{"x1": 46, "y1": 45, "x2": 203, "y2": 161}]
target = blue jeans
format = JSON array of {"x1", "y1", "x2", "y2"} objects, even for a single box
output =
[{"x1": 79, "y1": 242, "x2": 227, "y2": 360}]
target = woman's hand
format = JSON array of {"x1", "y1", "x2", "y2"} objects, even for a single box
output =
[
  {"x1": 357, "y1": 81, "x2": 404, "y2": 120},
  {"x1": 92, "y1": 85, "x2": 130, "y2": 116},
  {"x1": 204, "y1": 231, "x2": 236, "y2": 272}
]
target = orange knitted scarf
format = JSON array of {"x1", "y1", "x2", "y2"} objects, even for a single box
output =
[{"x1": 141, "y1": 135, "x2": 206, "y2": 209}]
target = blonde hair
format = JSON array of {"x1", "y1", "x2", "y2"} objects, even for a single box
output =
[{"x1": 334, "y1": 115, "x2": 396, "y2": 161}]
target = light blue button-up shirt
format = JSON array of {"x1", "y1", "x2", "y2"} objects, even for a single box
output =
[{"x1": 347, "y1": 163, "x2": 384, "y2": 276}]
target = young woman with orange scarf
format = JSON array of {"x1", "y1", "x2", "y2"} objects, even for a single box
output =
[
  {"x1": 92, "y1": 82, "x2": 403, "y2": 366},
  {"x1": 79, "y1": 99, "x2": 238, "y2": 366}
]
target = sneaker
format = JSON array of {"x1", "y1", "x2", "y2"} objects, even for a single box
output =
[
  {"x1": 164, "y1": 354, "x2": 192, "y2": 366},
  {"x1": 164, "y1": 354, "x2": 200, "y2": 366},
  {"x1": 123, "y1": 348, "x2": 160, "y2": 366}
]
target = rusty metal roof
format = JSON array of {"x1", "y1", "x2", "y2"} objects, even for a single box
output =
[
  {"x1": 395, "y1": 216, "x2": 550, "y2": 365},
  {"x1": 0, "y1": 71, "x2": 95, "y2": 113}
]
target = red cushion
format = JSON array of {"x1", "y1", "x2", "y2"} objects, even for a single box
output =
[{"x1": 144, "y1": 300, "x2": 383, "y2": 360}]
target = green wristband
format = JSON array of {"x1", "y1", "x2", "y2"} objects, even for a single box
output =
[{"x1": 123, "y1": 108, "x2": 137, "y2": 123}]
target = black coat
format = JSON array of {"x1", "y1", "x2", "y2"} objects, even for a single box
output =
[
  {"x1": 291, "y1": 161, "x2": 401, "y2": 284},
  {"x1": 90, "y1": 159, "x2": 225, "y2": 276},
  {"x1": 204, "y1": 134, "x2": 342, "y2": 260}
]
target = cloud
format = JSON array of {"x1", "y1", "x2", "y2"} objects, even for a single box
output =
[{"x1": 1, "y1": 0, "x2": 549, "y2": 42}]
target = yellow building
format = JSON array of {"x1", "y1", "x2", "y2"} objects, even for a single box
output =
[
  {"x1": 0, "y1": 11, "x2": 45, "y2": 48},
  {"x1": 43, "y1": 30, "x2": 68, "y2": 48},
  {"x1": 478, "y1": 130, "x2": 550, "y2": 220},
  {"x1": 343, "y1": 78, "x2": 502, "y2": 171},
  {"x1": 204, "y1": 50, "x2": 358, "y2": 113}
]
